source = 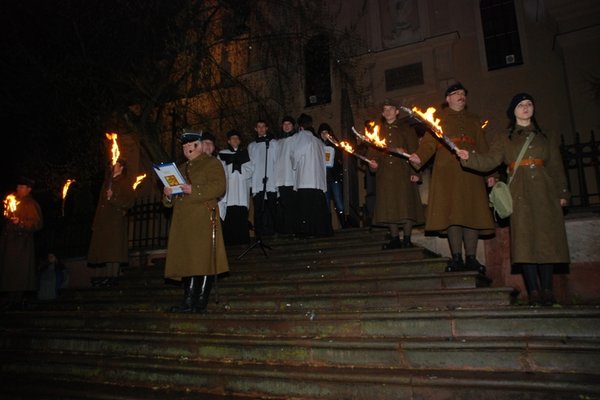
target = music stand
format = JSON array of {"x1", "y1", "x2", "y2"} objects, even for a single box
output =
[{"x1": 237, "y1": 137, "x2": 272, "y2": 259}]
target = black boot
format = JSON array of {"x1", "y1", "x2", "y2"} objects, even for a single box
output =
[
  {"x1": 193, "y1": 276, "x2": 214, "y2": 313},
  {"x1": 402, "y1": 235, "x2": 413, "y2": 248},
  {"x1": 382, "y1": 237, "x2": 402, "y2": 250},
  {"x1": 337, "y1": 211, "x2": 349, "y2": 229},
  {"x1": 465, "y1": 255, "x2": 487, "y2": 275},
  {"x1": 445, "y1": 253, "x2": 464, "y2": 272},
  {"x1": 170, "y1": 277, "x2": 197, "y2": 313}
]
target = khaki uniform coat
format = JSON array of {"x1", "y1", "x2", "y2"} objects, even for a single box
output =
[
  {"x1": 164, "y1": 153, "x2": 229, "y2": 279},
  {"x1": 461, "y1": 127, "x2": 570, "y2": 265},
  {"x1": 369, "y1": 120, "x2": 425, "y2": 225},
  {"x1": 88, "y1": 174, "x2": 135, "y2": 264},
  {"x1": 414, "y1": 107, "x2": 495, "y2": 234},
  {"x1": 0, "y1": 194, "x2": 43, "y2": 291}
]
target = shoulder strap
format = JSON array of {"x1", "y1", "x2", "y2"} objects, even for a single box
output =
[{"x1": 508, "y1": 132, "x2": 535, "y2": 185}]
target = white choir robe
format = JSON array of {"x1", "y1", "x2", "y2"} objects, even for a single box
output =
[
  {"x1": 248, "y1": 138, "x2": 279, "y2": 194},
  {"x1": 275, "y1": 135, "x2": 296, "y2": 187},
  {"x1": 218, "y1": 149, "x2": 254, "y2": 211},
  {"x1": 289, "y1": 130, "x2": 327, "y2": 192}
]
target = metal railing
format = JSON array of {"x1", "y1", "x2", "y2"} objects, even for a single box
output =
[{"x1": 561, "y1": 131, "x2": 600, "y2": 208}]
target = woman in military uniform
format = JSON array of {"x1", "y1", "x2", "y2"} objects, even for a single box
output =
[{"x1": 458, "y1": 93, "x2": 570, "y2": 306}]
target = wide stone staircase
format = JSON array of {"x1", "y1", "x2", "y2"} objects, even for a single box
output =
[{"x1": 1, "y1": 228, "x2": 599, "y2": 399}]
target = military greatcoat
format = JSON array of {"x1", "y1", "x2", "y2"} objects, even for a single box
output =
[
  {"x1": 461, "y1": 127, "x2": 570, "y2": 265},
  {"x1": 87, "y1": 174, "x2": 135, "y2": 264},
  {"x1": 369, "y1": 119, "x2": 424, "y2": 225},
  {"x1": 164, "y1": 153, "x2": 229, "y2": 279},
  {"x1": 414, "y1": 107, "x2": 495, "y2": 235},
  {"x1": 0, "y1": 194, "x2": 43, "y2": 291}
]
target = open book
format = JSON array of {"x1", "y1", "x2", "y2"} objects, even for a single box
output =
[{"x1": 153, "y1": 162, "x2": 186, "y2": 195}]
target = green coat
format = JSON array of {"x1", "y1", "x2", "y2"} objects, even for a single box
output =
[
  {"x1": 164, "y1": 153, "x2": 229, "y2": 279},
  {"x1": 461, "y1": 127, "x2": 570, "y2": 265},
  {"x1": 88, "y1": 174, "x2": 135, "y2": 264},
  {"x1": 369, "y1": 120, "x2": 424, "y2": 225},
  {"x1": 415, "y1": 107, "x2": 495, "y2": 235},
  {"x1": 0, "y1": 194, "x2": 43, "y2": 291}
]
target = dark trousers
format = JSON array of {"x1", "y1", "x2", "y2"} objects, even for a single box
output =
[
  {"x1": 276, "y1": 186, "x2": 297, "y2": 234},
  {"x1": 253, "y1": 191, "x2": 277, "y2": 237}
]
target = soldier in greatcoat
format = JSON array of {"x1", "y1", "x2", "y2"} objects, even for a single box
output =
[
  {"x1": 87, "y1": 158, "x2": 135, "y2": 286},
  {"x1": 409, "y1": 83, "x2": 495, "y2": 275},
  {"x1": 0, "y1": 177, "x2": 43, "y2": 308},
  {"x1": 458, "y1": 93, "x2": 570, "y2": 306},
  {"x1": 368, "y1": 99, "x2": 425, "y2": 248},
  {"x1": 163, "y1": 131, "x2": 229, "y2": 313}
]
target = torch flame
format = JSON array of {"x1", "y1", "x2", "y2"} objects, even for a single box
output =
[
  {"x1": 133, "y1": 174, "x2": 147, "y2": 190},
  {"x1": 339, "y1": 141, "x2": 354, "y2": 154},
  {"x1": 481, "y1": 120, "x2": 489, "y2": 129},
  {"x1": 3, "y1": 194, "x2": 19, "y2": 218},
  {"x1": 411, "y1": 107, "x2": 444, "y2": 138},
  {"x1": 363, "y1": 122, "x2": 387, "y2": 148},
  {"x1": 105, "y1": 132, "x2": 120, "y2": 166},
  {"x1": 62, "y1": 179, "x2": 75, "y2": 200}
]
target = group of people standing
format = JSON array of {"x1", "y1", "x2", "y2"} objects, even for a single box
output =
[
  {"x1": 0, "y1": 82, "x2": 570, "y2": 312},
  {"x1": 218, "y1": 113, "x2": 349, "y2": 246},
  {"x1": 406, "y1": 83, "x2": 570, "y2": 306}
]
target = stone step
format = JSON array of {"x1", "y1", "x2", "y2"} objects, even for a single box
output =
[
  {"x1": 1, "y1": 353, "x2": 598, "y2": 400},
  {"x1": 230, "y1": 245, "x2": 430, "y2": 267},
  {"x1": 117, "y1": 257, "x2": 452, "y2": 287},
  {"x1": 24, "y1": 286, "x2": 514, "y2": 312},
  {"x1": 3, "y1": 307, "x2": 599, "y2": 340},
  {"x1": 2, "y1": 327, "x2": 599, "y2": 374},
  {"x1": 62, "y1": 271, "x2": 481, "y2": 302}
]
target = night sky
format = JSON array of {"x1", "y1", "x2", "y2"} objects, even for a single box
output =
[{"x1": 0, "y1": 0, "x2": 186, "y2": 196}]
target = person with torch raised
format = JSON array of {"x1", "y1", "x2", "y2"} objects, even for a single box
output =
[
  {"x1": 367, "y1": 99, "x2": 425, "y2": 249},
  {"x1": 408, "y1": 83, "x2": 495, "y2": 276},
  {"x1": 163, "y1": 131, "x2": 229, "y2": 313},
  {"x1": 87, "y1": 158, "x2": 135, "y2": 287},
  {"x1": 0, "y1": 177, "x2": 43, "y2": 309}
]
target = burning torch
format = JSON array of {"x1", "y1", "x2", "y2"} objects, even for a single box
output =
[
  {"x1": 61, "y1": 179, "x2": 75, "y2": 217},
  {"x1": 133, "y1": 174, "x2": 147, "y2": 190},
  {"x1": 105, "y1": 132, "x2": 120, "y2": 189},
  {"x1": 3, "y1": 194, "x2": 19, "y2": 220},
  {"x1": 351, "y1": 125, "x2": 411, "y2": 158},
  {"x1": 326, "y1": 134, "x2": 373, "y2": 164},
  {"x1": 400, "y1": 106, "x2": 459, "y2": 153}
]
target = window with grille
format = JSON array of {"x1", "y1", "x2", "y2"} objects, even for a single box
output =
[
  {"x1": 480, "y1": 0, "x2": 523, "y2": 71},
  {"x1": 305, "y1": 34, "x2": 332, "y2": 106}
]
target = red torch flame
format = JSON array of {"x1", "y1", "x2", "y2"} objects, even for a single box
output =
[
  {"x1": 62, "y1": 179, "x2": 75, "y2": 200},
  {"x1": 3, "y1": 194, "x2": 19, "y2": 218},
  {"x1": 364, "y1": 122, "x2": 387, "y2": 148},
  {"x1": 105, "y1": 132, "x2": 120, "y2": 166},
  {"x1": 411, "y1": 107, "x2": 444, "y2": 138},
  {"x1": 133, "y1": 174, "x2": 147, "y2": 190}
]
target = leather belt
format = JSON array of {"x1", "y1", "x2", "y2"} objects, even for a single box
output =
[{"x1": 509, "y1": 159, "x2": 544, "y2": 173}]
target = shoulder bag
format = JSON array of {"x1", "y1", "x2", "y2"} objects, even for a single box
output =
[{"x1": 489, "y1": 133, "x2": 534, "y2": 219}]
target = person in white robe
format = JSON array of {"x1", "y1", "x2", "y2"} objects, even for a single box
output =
[
  {"x1": 218, "y1": 130, "x2": 253, "y2": 245},
  {"x1": 247, "y1": 120, "x2": 279, "y2": 237},
  {"x1": 289, "y1": 113, "x2": 332, "y2": 237}
]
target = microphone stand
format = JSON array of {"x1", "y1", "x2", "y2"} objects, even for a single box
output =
[{"x1": 237, "y1": 137, "x2": 272, "y2": 259}]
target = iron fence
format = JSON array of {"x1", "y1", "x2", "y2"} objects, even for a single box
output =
[{"x1": 561, "y1": 131, "x2": 600, "y2": 208}]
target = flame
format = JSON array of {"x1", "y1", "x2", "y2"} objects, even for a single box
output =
[
  {"x1": 133, "y1": 174, "x2": 147, "y2": 190},
  {"x1": 3, "y1": 194, "x2": 19, "y2": 217},
  {"x1": 411, "y1": 107, "x2": 444, "y2": 138},
  {"x1": 105, "y1": 132, "x2": 120, "y2": 166},
  {"x1": 481, "y1": 120, "x2": 489, "y2": 129},
  {"x1": 339, "y1": 141, "x2": 355, "y2": 154},
  {"x1": 62, "y1": 179, "x2": 75, "y2": 200},
  {"x1": 363, "y1": 121, "x2": 387, "y2": 147}
]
